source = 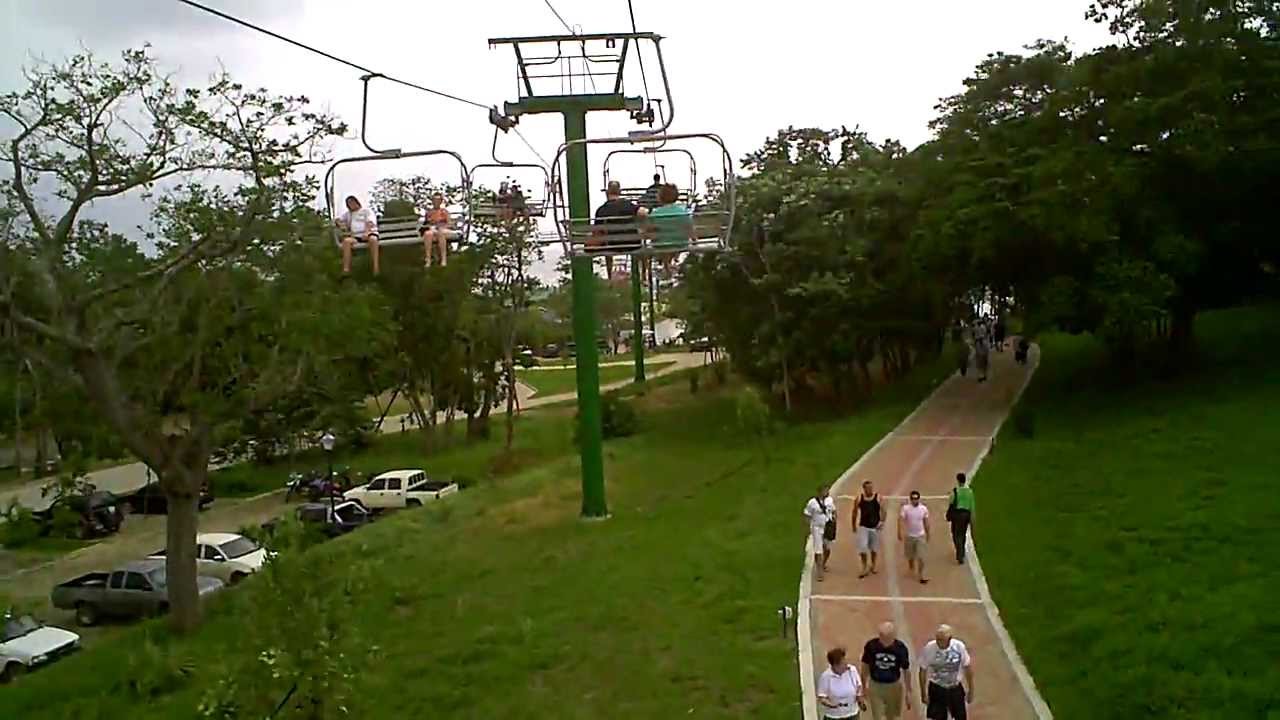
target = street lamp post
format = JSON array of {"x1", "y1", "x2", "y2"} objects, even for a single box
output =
[{"x1": 320, "y1": 431, "x2": 336, "y2": 515}]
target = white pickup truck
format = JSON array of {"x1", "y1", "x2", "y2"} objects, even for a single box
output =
[{"x1": 342, "y1": 469, "x2": 458, "y2": 510}]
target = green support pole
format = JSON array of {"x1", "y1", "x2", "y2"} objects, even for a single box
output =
[
  {"x1": 631, "y1": 258, "x2": 646, "y2": 383},
  {"x1": 564, "y1": 110, "x2": 608, "y2": 518}
]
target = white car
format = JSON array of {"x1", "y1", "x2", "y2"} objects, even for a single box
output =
[
  {"x1": 342, "y1": 469, "x2": 458, "y2": 510},
  {"x1": 148, "y1": 533, "x2": 272, "y2": 586},
  {"x1": 1, "y1": 614, "x2": 80, "y2": 683}
]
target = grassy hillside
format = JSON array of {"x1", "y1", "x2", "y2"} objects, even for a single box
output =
[
  {"x1": 1, "y1": 354, "x2": 954, "y2": 718},
  {"x1": 978, "y1": 305, "x2": 1280, "y2": 719}
]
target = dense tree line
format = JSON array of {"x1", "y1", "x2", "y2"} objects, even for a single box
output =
[{"x1": 684, "y1": 0, "x2": 1279, "y2": 405}]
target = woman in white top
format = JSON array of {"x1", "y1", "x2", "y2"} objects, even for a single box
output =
[
  {"x1": 338, "y1": 195, "x2": 380, "y2": 276},
  {"x1": 818, "y1": 646, "x2": 865, "y2": 719},
  {"x1": 805, "y1": 484, "x2": 836, "y2": 581}
]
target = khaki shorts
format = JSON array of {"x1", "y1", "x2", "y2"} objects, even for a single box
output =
[
  {"x1": 857, "y1": 526, "x2": 881, "y2": 553},
  {"x1": 867, "y1": 680, "x2": 904, "y2": 719},
  {"x1": 904, "y1": 535, "x2": 926, "y2": 561}
]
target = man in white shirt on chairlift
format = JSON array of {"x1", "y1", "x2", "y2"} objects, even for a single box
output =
[{"x1": 338, "y1": 195, "x2": 380, "y2": 276}]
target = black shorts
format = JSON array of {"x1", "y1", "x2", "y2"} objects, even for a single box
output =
[
  {"x1": 926, "y1": 682, "x2": 966, "y2": 720},
  {"x1": 345, "y1": 233, "x2": 378, "y2": 244}
]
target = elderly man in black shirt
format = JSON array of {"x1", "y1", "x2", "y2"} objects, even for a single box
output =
[{"x1": 861, "y1": 621, "x2": 913, "y2": 719}]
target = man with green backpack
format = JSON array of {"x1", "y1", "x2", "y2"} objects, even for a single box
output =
[{"x1": 946, "y1": 473, "x2": 976, "y2": 564}]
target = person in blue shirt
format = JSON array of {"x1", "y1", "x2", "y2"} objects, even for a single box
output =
[{"x1": 646, "y1": 183, "x2": 692, "y2": 276}]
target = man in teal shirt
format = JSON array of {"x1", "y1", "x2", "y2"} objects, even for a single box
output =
[{"x1": 948, "y1": 473, "x2": 976, "y2": 564}]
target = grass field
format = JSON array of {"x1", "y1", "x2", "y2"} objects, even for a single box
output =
[
  {"x1": 977, "y1": 305, "x2": 1280, "y2": 719},
  {"x1": 517, "y1": 360, "x2": 674, "y2": 397},
  {"x1": 0, "y1": 352, "x2": 954, "y2": 718}
]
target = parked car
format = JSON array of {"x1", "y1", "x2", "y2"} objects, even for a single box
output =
[
  {"x1": 1, "y1": 613, "x2": 79, "y2": 683},
  {"x1": 32, "y1": 490, "x2": 124, "y2": 539},
  {"x1": 342, "y1": 469, "x2": 458, "y2": 510},
  {"x1": 147, "y1": 533, "x2": 271, "y2": 586},
  {"x1": 540, "y1": 343, "x2": 561, "y2": 358},
  {"x1": 690, "y1": 336, "x2": 713, "y2": 352},
  {"x1": 121, "y1": 482, "x2": 214, "y2": 515},
  {"x1": 50, "y1": 559, "x2": 225, "y2": 626},
  {"x1": 516, "y1": 348, "x2": 539, "y2": 368},
  {"x1": 295, "y1": 500, "x2": 373, "y2": 537}
]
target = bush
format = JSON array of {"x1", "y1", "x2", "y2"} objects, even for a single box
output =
[
  {"x1": 573, "y1": 395, "x2": 639, "y2": 444},
  {"x1": 711, "y1": 360, "x2": 729, "y2": 386},
  {"x1": 735, "y1": 386, "x2": 773, "y2": 440},
  {"x1": 0, "y1": 502, "x2": 42, "y2": 548},
  {"x1": 1011, "y1": 405, "x2": 1036, "y2": 438},
  {"x1": 688, "y1": 371, "x2": 700, "y2": 395},
  {"x1": 601, "y1": 396, "x2": 638, "y2": 439}
]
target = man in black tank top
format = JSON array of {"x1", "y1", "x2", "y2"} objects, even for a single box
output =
[{"x1": 855, "y1": 480, "x2": 886, "y2": 578}]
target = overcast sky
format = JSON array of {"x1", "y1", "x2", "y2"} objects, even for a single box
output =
[{"x1": 1, "y1": 0, "x2": 1114, "y2": 277}]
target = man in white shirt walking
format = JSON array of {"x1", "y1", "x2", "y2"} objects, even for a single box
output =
[
  {"x1": 898, "y1": 490, "x2": 931, "y2": 584},
  {"x1": 805, "y1": 485, "x2": 836, "y2": 582},
  {"x1": 918, "y1": 625, "x2": 974, "y2": 719},
  {"x1": 338, "y1": 195, "x2": 380, "y2": 276}
]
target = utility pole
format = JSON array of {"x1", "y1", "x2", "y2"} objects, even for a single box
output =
[{"x1": 631, "y1": 256, "x2": 646, "y2": 383}]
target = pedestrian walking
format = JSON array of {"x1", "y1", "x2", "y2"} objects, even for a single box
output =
[
  {"x1": 919, "y1": 625, "x2": 974, "y2": 719},
  {"x1": 898, "y1": 490, "x2": 930, "y2": 584},
  {"x1": 806, "y1": 485, "x2": 837, "y2": 582},
  {"x1": 973, "y1": 335, "x2": 989, "y2": 383},
  {"x1": 945, "y1": 472, "x2": 976, "y2": 564},
  {"x1": 819, "y1": 647, "x2": 866, "y2": 719},
  {"x1": 855, "y1": 480, "x2": 886, "y2": 578},
  {"x1": 860, "y1": 621, "x2": 913, "y2": 719},
  {"x1": 953, "y1": 339, "x2": 970, "y2": 377},
  {"x1": 993, "y1": 317, "x2": 1006, "y2": 352},
  {"x1": 1015, "y1": 337, "x2": 1030, "y2": 365}
]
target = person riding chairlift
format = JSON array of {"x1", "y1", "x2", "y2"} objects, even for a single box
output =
[
  {"x1": 338, "y1": 195, "x2": 379, "y2": 276},
  {"x1": 646, "y1": 183, "x2": 693, "y2": 277},
  {"x1": 421, "y1": 192, "x2": 450, "y2": 268},
  {"x1": 640, "y1": 173, "x2": 662, "y2": 210}
]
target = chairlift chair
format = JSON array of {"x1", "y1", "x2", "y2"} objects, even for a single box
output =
[
  {"x1": 603, "y1": 146, "x2": 697, "y2": 208},
  {"x1": 324, "y1": 149, "x2": 472, "y2": 250},
  {"x1": 547, "y1": 132, "x2": 735, "y2": 258}
]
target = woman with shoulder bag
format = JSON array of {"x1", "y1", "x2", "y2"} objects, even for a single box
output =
[{"x1": 818, "y1": 647, "x2": 867, "y2": 719}]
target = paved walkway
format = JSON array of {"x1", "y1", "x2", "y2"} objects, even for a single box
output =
[
  {"x1": 1, "y1": 353, "x2": 706, "y2": 512},
  {"x1": 799, "y1": 344, "x2": 1051, "y2": 719}
]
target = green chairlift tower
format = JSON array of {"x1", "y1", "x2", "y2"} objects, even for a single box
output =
[{"x1": 487, "y1": 32, "x2": 734, "y2": 519}]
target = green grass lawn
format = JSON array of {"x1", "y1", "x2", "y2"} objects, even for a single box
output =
[
  {"x1": 977, "y1": 304, "x2": 1280, "y2": 719},
  {"x1": 1, "y1": 350, "x2": 954, "y2": 718},
  {"x1": 210, "y1": 407, "x2": 578, "y2": 499},
  {"x1": 517, "y1": 360, "x2": 675, "y2": 397}
]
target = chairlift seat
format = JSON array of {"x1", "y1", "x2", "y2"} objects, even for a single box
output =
[{"x1": 339, "y1": 214, "x2": 466, "y2": 250}]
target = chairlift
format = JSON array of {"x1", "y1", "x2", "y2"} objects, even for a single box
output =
[
  {"x1": 603, "y1": 146, "x2": 697, "y2": 208},
  {"x1": 547, "y1": 132, "x2": 735, "y2": 258},
  {"x1": 468, "y1": 125, "x2": 552, "y2": 225},
  {"x1": 323, "y1": 74, "x2": 473, "y2": 251}
]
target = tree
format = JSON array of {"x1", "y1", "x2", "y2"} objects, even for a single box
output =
[{"x1": 0, "y1": 49, "x2": 358, "y2": 631}]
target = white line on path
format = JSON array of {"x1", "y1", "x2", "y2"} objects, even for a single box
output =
[
  {"x1": 811, "y1": 595, "x2": 984, "y2": 604},
  {"x1": 958, "y1": 348, "x2": 1054, "y2": 720},
  {"x1": 796, "y1": 373, "x2": 947, "y2": 720},
  {"x1": 891, "y1": 434, "x2": 991, "y2": 441}
]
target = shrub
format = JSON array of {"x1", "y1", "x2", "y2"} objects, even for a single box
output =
[
  {"x1": 735, "y1": 386, "x2": 774, "y2": 440},
  {"x1": 688, "y1": 370, "x2": 700, "y2": 395},
  {"x1": 573, "y1": 395, "x2": 639, "y2": 444},
  {"x1": 601, "y1": 395, "x2": 638, "y2": 439},
  {"x1": 711, "y1": 359, "x2": 729, "y2": 386},
  {"x1": 0, "y1": 502, "x2": 42, "y2": 548}
]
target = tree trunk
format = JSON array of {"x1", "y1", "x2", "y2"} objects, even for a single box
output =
[
  {"x1": 779, "y1": 350, "x2": 793, "y2": 415},
  {"x1": 162, "y1": 469, "x2": 202, "y2": 633},
  {"x1": 504, "y1": 360, "x2": 516, "y2": 451}
]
